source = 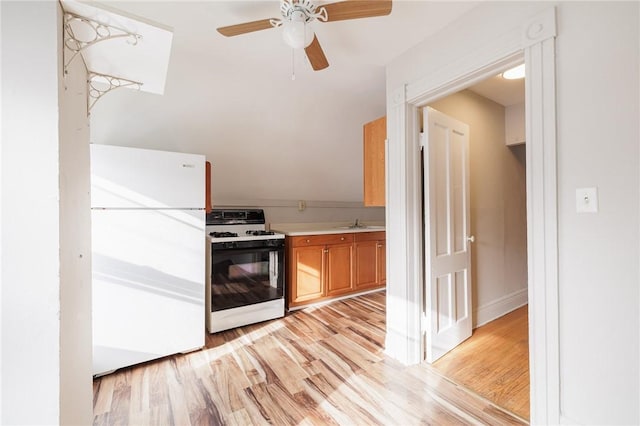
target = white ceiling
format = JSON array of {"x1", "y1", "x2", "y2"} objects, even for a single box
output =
[
  {"x1": 88, "y1": 1, "x2": 518, "y2": 202},
  {"x1": 100, "y1": 1, "x2": 479, "y2": 73},
  {"x1": 468, "y1": 72, "x2": 525, "y2": 106}
]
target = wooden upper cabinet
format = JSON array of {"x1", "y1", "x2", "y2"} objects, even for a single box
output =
[
  {"x1": 205, "y1": 161, "x2": 212, "y2": 213},
  {"x1": 363, "y1": 116, "x2": 386, "y2": 206}
]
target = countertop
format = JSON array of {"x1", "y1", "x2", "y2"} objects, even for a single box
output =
[{"x1": 269, "y1": 222, "x2": 385, "y2": 236}]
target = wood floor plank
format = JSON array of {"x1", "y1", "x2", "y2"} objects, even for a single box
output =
[
  {"x1": 303, "y1": 372, "x2": 383, "y2": 425},
  {"x1": 191, "y1": 377, "x2": 225, "y2": 425},
  {"x1": 199, "y1": 363, "x2": 243, "y2": 419},
  {"x1": 245, "y1": 336, "x2": 310, "y2": 395},
  {"x1": 225, "y1": 408, "x2": 252, "y2": 426},
  {"x1": 93, "y1": 373, "x2": 115, "y2": 416},
  {"x1": 319, "y1": 332, "x2": 382, "y2": 371},
  {"x1": 93, "y1": 292, "x2": 528, "y2": 425},
  {"x1": 243, "y1": 381, "x2": 300, "y2": 424},
  {"x1": 127, "y1": 365, "x2": 149, "y2": 418},
  {"x1": 228, "y1": 345, "x2": 267, "y2": 387},
  {"x1": 107, "y1": 385, "x2": 131, "y2": 426}
]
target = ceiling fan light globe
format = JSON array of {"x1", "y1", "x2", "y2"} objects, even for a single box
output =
[{"x1": 282, "y1": 20, "x2": 314, "y2": 49}]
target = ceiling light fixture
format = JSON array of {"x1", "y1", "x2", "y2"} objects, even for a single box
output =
[
  {"x1": 282, "y1": 10, "x2": 314, "y2": 49},
  {"x1": 502, "y1": 64, "x2": 525, "y2": 80}
]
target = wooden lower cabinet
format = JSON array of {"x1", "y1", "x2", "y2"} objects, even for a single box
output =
[
  {"x1": 354, "y1": 231, "x2": 386, "y2": 290},
  {"x1": 326, "y1": 243, "x2": 354, "y2": 296},
  {"x1": 287, "y1": 231, "x2": 385, "y2": 309},
  {"x1": 290, "y1": 245, "x2": 325, "y2": 303},
  {"x1": 376, "y1": 239, "x2": 386, "y2": 286}
]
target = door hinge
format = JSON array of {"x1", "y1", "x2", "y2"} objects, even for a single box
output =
[{"x1": 419, "y1": 132, "x2": 426, "y2": 148}]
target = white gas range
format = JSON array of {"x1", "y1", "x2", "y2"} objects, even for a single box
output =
[{"x1": 205, "y1": 208, "x2": 286, "y2": 333}]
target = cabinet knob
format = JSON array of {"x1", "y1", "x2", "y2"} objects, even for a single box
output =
[
  {"x1": 340, "y1": 237, "x2": 345, "y2": 241},
  {"x1": 323, "y1": 249, "x2": 329, "y2": 253},
  {"x1": 306, "y1": 239, "x2": 310, "y2": 243}
]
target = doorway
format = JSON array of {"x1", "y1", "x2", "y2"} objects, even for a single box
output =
[
  {"x1": 420, "y1": 72, "x2": 529, "y2": 419},
  {"x1": 385, "y1": 8, "x2": 559, "y2": 421}
]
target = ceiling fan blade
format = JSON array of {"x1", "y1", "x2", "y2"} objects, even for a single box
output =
[
  {"x1": 321, "y1": 0, "x2": 392, "y2": 22},
  {"x1": 217, "y1": 19, "x2": 276, "y2": 37},
  {"x1": 305, "y1": 35, "x2": 329, "y2": 71}
]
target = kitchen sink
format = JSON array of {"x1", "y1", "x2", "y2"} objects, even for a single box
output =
[{"x1": 335, "y1": 225, "x2": 385, "y2": 230}]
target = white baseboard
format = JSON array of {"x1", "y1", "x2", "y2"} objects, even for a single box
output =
[
  {"x1": 474, "y1": 288, "x2": 528, "y2": 328},
  {"x1": 288, "y1": 287, "x2": 385, "y2": 312}
]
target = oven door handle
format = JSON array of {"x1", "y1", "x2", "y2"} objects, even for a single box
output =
[{"x1": 210, "y1": 246, "x2": 282, "y2": 256}]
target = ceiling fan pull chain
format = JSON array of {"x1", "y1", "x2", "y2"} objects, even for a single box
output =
[{"x1": 291, "y1": 48, "x2": 296, "y2": 81}]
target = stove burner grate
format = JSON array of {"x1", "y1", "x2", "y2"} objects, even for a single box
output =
[
  {"x1": 246, "y1": 230, "x2": 275, "y2": 236},
  {"x1": 209, "y1": 232, "x2": 238, "y2": 238}
]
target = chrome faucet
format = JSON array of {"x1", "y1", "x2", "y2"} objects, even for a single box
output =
[{"x1": 349, "y1": 218, "x2": 362, "y2": 229}]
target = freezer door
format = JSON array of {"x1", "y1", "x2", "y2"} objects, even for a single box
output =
[
  {"x1": 90, "y1": 144, "x2": 205, "y2": 209},
  {"x1": 91, "y1": 208, "x2": 205, "y2": 376}
]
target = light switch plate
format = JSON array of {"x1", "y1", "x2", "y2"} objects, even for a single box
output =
[{"x1": 576, "y1": 187, "x2": 598, "y2": 213}]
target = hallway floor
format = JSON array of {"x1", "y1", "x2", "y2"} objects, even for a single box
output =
[{"x1": 433, "y1": 305, "x2": 530, "y2": 420}]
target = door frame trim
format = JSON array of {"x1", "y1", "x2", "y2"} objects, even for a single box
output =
[{"x1": 384, "y1": 7, "x2": 559, "y2": 424}]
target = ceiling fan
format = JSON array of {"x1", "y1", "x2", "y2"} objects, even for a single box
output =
[{"x1": 217, "y1": 0, "x2": 392, "y2": 71}]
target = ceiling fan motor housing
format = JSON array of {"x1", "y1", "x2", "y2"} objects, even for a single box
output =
[{"x1": 280, "y1": 0, "x2": 328, "y2": 23}]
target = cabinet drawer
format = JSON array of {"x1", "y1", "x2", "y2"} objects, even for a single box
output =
[
  {"x1": 290, "y1": 233, "x2": 354, "y2": 247},
  {"x1": 354, "y1": 231, "x2": 385, "y2": 242}
]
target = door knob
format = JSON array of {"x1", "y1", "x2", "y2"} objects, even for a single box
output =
[{"x1": 467, "y1": 236, "x2": 475, "y2": 243}]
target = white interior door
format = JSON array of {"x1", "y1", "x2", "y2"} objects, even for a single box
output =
[{"x1": 423, "y1": 106, "x2": 472, "y2": 363}]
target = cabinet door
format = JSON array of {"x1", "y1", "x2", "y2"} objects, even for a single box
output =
[
  {"x1": 364, "y1": 116, "x2": 386, "y2": 206},
  {"x1": 290, "y1": 246, "x2": 325, "y2": 304},
  {"x1": 354, "y1": 240, "x2": 378, "y2": 289},
  {"x1": 376, "y1": 240, "x2": 386, "y2": 286},
  {"x1": 326, "y1": 243, "x2": 354, "y2": 296}
]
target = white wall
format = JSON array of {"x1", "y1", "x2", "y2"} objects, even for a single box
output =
[
  {"x1": 89, "y1": 52, "x2": 386, "y2": 206},
  {"x1": 0, "y1": 0, "x2": 3, "y2": 421},
  {"x1": 1, "y1": 2, "x2": 61, "y2": 423},
  {"x1": 90, "y1": 76, "x2": 387, "y2": 224},
  {"x1": 386, "y1": 1, "x2": 639, "y2": 424},
  {"x1": 213, "y1": 199, "x2": 384, "y2": 226},
  {"x1": 1, "y1": 1, "x2": 92, "y2": 424},
  {"x1": 428, "y1": 90, "x2": 528, "y2": 326},
  {"x1": 555, "y1": 3, "x2": 639, "y2": 423}
]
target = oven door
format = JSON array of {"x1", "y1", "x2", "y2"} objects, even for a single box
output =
[{"x1": 210, "y1": 240, "x2": 284, "y2": 312}]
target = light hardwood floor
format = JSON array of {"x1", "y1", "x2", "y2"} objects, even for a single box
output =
[
  {"x1": 93, "y1": 292, "x2": 527, "y2": 425},
  {"x1": 433, "y1": 306, "x2": 530, "y2": 420}
]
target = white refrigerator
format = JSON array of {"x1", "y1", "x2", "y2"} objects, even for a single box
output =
[{"x1": 90, "y1": 144, "x2": 206, "y2": 376}]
